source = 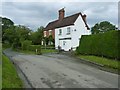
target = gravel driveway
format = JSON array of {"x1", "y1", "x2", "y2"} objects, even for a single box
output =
[{"x1": 3, "y1": 49, "x2": 119, "y2": 88}]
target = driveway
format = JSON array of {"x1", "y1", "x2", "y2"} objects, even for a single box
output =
[{"x1": 3, "y1": 49, "x2": 119, "y2": 88}]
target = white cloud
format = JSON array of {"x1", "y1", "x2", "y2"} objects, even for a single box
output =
[
  {"x1": 2, "y1": 0, "x2": 120, "y2": 2},
  {"x1": 1, "y1": 1, "x2": 118, "y2": 31}
]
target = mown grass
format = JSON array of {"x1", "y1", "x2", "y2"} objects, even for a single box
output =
[
  {"x1": 41, "y1": 49, "x2": 57, "y2": 54},
  {"x1": 13, "y1": 48, "x2": 57, "y2": 55},
  {"x1": 0, "y1": 67, "x2": 1, "y2": 89},
  {"x1": 78, "y1": 55, "x2": 120, "y2": 70},
  {"x1": 0, "y1": 43, "x2": 2, "y2": 89},
  {"x1": 14, "y1": 49, "x2": 36, "y2": 55},
  {"x1": 2, "y1": 54, "x2": 23, "y2": 88}
]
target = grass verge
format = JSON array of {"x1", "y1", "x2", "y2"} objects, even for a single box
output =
[
  {"x1": 41, "y1": 49, "x2": 57, "y2": 54},
  {"x1": 13, "y1": 48, "x2": 57, "y2": 55},
  {"x1": 14, "y1": 49, "x2": 36, "y2": 55},
  {"x1": 0, "y1": 43, "x2": 2, "y2": 89},
  {"x1": 2, "y1": 54, "x2": 23, "y2": 88},
  {"x1": 0, "y1": 63, "x2": 1, "y2": 89},
  {"x1": 78, "y1": 55, "x2": 120, "y2": 70}
]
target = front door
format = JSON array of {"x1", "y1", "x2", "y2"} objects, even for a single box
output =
[{"x1": 59, "y1": 40, "x2": 71, "y2": 51}]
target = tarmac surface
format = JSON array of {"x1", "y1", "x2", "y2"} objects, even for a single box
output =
[{"x1": 3, "y1": 49, "x2": 119, "y2": 88}]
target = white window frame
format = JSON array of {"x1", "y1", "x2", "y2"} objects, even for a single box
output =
[
  {"x1": 63, "y1": 41, "x2": 66, "y2": 45},
  {"x1": 59, "y1": 29, "x2": 62, "y2": 35},
  {"x1": 49, "y1": 30, "x2": 52, "y2": 36},
  {"x1": 67, "y1": 27, "x2": 71, "y2": 35},
  {"x1": 44, "y1": 31, "x2": 47, "y2": 37}
]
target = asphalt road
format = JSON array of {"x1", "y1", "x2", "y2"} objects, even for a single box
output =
[{"x1": 3, "y1": 49, "x2": 119, "y2": 88}]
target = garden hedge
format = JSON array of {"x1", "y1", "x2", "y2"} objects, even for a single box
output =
[
  {"x1": 21, "y1": 40, "x2": 41, "y2": 54},
  {"x1": 29, "y1": 45, "x2": 41, "y2": 54},
  {"x1": 76, "y1": 30, "x2": 120, "y2": 60}
]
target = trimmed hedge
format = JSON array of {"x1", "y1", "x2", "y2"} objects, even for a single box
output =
[
  {"x1": 76, "y1": 30, "x2": 120, "y2": 60},
  {"x1": 29, "y1": 45, "x2": 41, "y2": 55},
  {"x1": 22, "y1": 40, "x2": 32, "y2": 50},
  {"x1": 21, "y1": 40, "x2": 41, "y2": 55}
]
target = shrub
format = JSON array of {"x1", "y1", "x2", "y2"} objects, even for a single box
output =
[
  {"x1": 28, "y1": 45, "x2": 41, "y2": 55},
  {"x1": 77, "y1": 30, "x2": 120, "y2": 60},
  {"x1": 2, "y1": 43, "x2": 11, "y2": 49},
  {"x1": 21, "y1": 40, "x2": 32, "y2": 50}
]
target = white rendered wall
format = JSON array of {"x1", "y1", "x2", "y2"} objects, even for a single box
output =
[
  {"x1": 71, "y1": 15, "x2": 91, "y2": 50},
  {"x1": 55, "y1": 15, "x2": 91, "y2": 51},
  {"x1": 55, "y1": 25, "x2": 74, "y2": 51}
]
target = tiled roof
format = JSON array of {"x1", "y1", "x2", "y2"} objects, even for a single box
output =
[{"x1": 44, "y1": 12, "x2": 90, "y2": 31}]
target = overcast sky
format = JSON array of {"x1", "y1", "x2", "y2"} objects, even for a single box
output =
[{"x1": 1, "y1": 0, "x2": 119, "y2": 31}]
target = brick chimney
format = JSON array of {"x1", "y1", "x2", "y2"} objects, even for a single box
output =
[
  {"x1": 82, "y1": 14, "x2": 87, "y2": 22},
  {"x1": 58, "y1": 8, "x2": 65, "y2": 20}
]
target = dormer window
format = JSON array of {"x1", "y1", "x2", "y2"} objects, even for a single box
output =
[
  {"x1": 67, "y1": 27, "x2": 71, "y2": 35},
  {"x1": 59, "y1": 29, "x2": 62, "y2": 35}
]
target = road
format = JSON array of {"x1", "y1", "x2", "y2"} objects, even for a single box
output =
[{"x1": 3, "y1": 49, "x2": 119, "y2": 88}]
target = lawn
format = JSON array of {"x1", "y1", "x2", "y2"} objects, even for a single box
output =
[
  {"x1": 0, "y1": 67, "x2": 1, "y2": 89},
  {"x1": 14, "y1": 49, "x2": 36, "y2": 55},
  {"x1": 0, "y1": 43, "x2": 2, "y2": 89},
  {"x1": 13, "y1": 48, "x2": 57, "y2": 55},
  {"x1": 2, "y1": 54, "x2": 23, "y2": 88},
  {"x1": 41, "y1": 49, "x2": 57, "y2": 54},
  {"x1": 78, "y1": 55, "x2": 120, "y2": 70}
]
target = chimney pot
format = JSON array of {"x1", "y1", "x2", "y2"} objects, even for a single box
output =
[
  {"x1": 58, "y1": 8, "x2": 65, "y2": 20},
  {"x1": 82, "y1": 14, "x2": 87, "y2": 22}
]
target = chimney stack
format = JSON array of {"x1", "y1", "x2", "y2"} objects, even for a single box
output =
[
  {"x1": 82, "y1": 14, "x2": 87, "y2": 22},
  {"x1": 58, "y1": 8, "x2": 65, "y2": 20}
]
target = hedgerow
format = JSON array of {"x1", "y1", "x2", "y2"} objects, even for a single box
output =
[{"x1": 76, "y1": 30, "x2": 120, "y2": 60}]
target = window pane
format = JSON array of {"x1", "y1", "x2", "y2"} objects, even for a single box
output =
[
  {"x1": 59, "y1": 29, "x2": 62, "y2": 35},
  {"x1": 67, "y1": 27, "x2": 70, "y2": 34}
]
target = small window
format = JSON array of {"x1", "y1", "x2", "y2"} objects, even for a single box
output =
[
  {"x1": 67, "y1": 27, "x2": 71, "y2": 35},
  {"x1": 63, "y1": 41, "x2": 66, "y2": 45},
  {"x1": 59, "y1": 29, "x2": 62, "y2": 35},
  {"x1": 49, "y1": 30, "x2": 52, "y2": 35},
  {"x1": 44, "y1": 31, "x2": 47, "y2": 37}
]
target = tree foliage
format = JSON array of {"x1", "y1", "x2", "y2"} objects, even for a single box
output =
[
  {"x1": 2, "y1": 17, "x2": 14, "y2": 43},
  {"x1": 91, "y1": 21, "x2": 117, "y2": 34},
  {"x1": 30, "y1": 26, "x2": 44, "y2": 45},
  {"x1": 2, "y1": 17, "x2": 14, "y2": 30},
  {"x1": 2, "y1": 17, "x2": 44, "y2": 49}
]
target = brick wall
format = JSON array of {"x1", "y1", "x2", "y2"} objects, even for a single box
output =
[{"x1": 44, "y1": 29, "x2": 55, "y2": 39}]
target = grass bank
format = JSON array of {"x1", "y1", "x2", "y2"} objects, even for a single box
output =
[
  {"x1": 2, "y1": 54, "x2": 23, "y2": 88},
  {"x1": 14, "y1": 49, "x2": 36, "y2": 55},
  {"x1": 41, "y1": 49, "x2": 57, "y2": 54},
  {"x1": 78, "y1": 55, "x2": 120, "y2": 70},
  {"x1": 0, "y1": 67, "x2": 1, "y2": 89},
  {"x1": 0, "y1": 63, "x2": 1, "y2": 89},
  {"x1": 13, "y1": 48, "x2": 57, "y2": 55}
]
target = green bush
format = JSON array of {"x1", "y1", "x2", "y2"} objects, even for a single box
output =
[
  {"x1": 77, "y1": 30, "x2": 120, "y2": 60},
  {"x1": 2, "y1": 43, "x2": 11, "y2": 49},
  {"x1": 21, "y1": 40, "x2": 32, "y2": 50},
  {"x1": 28, "y1": 45, "x2": 41, "y2": 55}
]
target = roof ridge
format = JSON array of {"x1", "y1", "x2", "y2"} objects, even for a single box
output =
[
  {"x1": 48, "y1": 12, "x2": 81, "y2": 24},
  {"x1": 62, "y1": 12, "x2": 81, "y2": 19},
  {"x1": 44, "y1": 12, "x2": 89, "y2": 30}
]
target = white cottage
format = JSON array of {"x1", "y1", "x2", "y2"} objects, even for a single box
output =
[{"x1": 44, "y1": 8, "x2": 90, "y2": 51}]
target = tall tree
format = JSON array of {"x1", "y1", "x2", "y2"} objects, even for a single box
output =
[
  {"x1": 91, "y1": 21, "x2": 117, "y2": 34},
  {"x1": 2, "y1": 17, "x2": 14, "y2": 43},
  {"x1": 14, "y1": 25, "x2": 32, "y2": 47},
  {"x1": 30, "y1": 26, "x2": 44, "y2": 45}
]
